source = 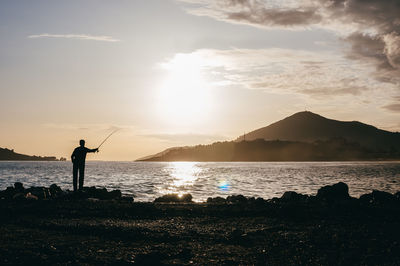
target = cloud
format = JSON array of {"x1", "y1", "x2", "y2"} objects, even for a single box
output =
[
  {"x1": 28, "y1": 33, "x2": 120, "y2": 42},
  {"x1": 177, "y1": 0, "x2": 400, "y2": 85},
  {"x1": 164, "y1": 48, "x2": 391, "y2": 98},
  {"x1": 227, "y1": 7, "x2": 322, "y2": 27},
  {"x1": 383, "y1": 96, "x2": 400, "y2": 112},
  {"x1": 179, "y1": 0, "x2": 322, "y2": 28},
  {"x1": 344, "y1": 32, "x2": 400, "y2": 84},
  {"x1": 383, "y1": 103, "x2": 400, "y2": 112}
]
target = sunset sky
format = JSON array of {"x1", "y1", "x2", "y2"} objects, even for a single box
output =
[{"x1": 1, "y1": 0, "x2": 400, "y2": 160}]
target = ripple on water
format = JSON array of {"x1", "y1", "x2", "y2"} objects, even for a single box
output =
[{"x1": 0, "y1": 161, "x2": 399, "y2": 201}]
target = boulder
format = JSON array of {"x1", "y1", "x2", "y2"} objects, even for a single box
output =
[
  {"x1": 359, "y1": 193, "x2": 372, "y2": 204},
  {"x1": 108, "y1": 190, "x2": 122, "y2": 200},
  {"x1": 49, "y1": 184, "x2": 63, "y2": 198},
  {"x1": 154, "y1": 193, "x2": 193, "y2": 203},
  {"x1": 26, "y1": 187, "x2": 48, "y2": 200},
  {"x1": 359, "y1": 190, "x2": 396, "y2": 205},
  {"x1": 395, "y1": 191, "x2": 400, "y2": 200},
  {"x1": 3, "y1": 186, "x2": 15, "y2": 199},
  {"x1": 281, "y1": 191, "x2": 308, "y2": 202},
  {"x1": 94, "y1": 188, "x2": 109, "y2": 200},
  {"x1": 14, "y1": 182, "x2": 24, "y2": 193},
  {"x1": 25, "y1": 192, "x2": 38, "y2": 200},
  {"x1": 13, "y1": 193, "x2": 26, "y2": 200},
  {"x1": 316, "y1": 182, "x2": 350, "y2": 202},
  {"x1": 255, "y1": 197, "x2": 267, "y2": 205},
  {"x1": 180, "y1": 193, "x2": 193, "y2": 202},
  {"x1": 371, "y1": 190, "x2": 396, "y2": 204},
  {"x1": 120, "y1": 196, "x2": 134, "y2": 202},
  {"x1": 207, "y1": 196, "x2": 226, "y2": 204},
  {"x1": 226, "y1": 194, "x2": 248, "y2": 204},
  {"x1": 82, "y1": 187, "x2": 108, "y2": 199}
]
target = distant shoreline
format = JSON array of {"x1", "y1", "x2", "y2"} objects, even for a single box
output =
[{"x1": 0, "y1": 147, "x2": 65, "y2": 161}]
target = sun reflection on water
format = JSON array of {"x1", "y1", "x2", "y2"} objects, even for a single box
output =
[{"x1": 157, "y1": 162, "x2": 202, "y2": 196}]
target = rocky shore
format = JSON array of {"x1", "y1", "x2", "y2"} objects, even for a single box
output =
[{"x1": 0, "y1": 182, "x2": 399, "y2": 265}]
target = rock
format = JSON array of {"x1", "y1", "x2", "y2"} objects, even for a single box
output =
[
  {"x1": 95, "y1": 188, "x2": 109, "y2": 200},
  {"x1": 255, "y1": 197, "x2": 266, "y2": 205},
  {"x1": 359, "y1": 190, "x2": 396, "y2": 205},
  {"x1": 316, "y1": 182, "x2": 350, "y2": 202},
  {"x1": 13, "y1": 193, "x2": 25, "y2": 200},
  {"x1": 43, "y1": 187, "x2": 51, "y2": 199},
  {"x1": 395, "y1": 191, "x2": 400, "y2": 200},
  {"x1": 26, "y1": 187, "x2": 47, "y2": 200},
  {"x1": 14, "y1": 182, "x2": 24, "y2": 193},
  {"x1": 3, "y1": 186, "x2": 15, "y2": 199},
  {"x1": 82, "y1": 187, "x2": 108, "y2": 199},
  {"x1": 180, "y1": 193, "x2": 192, "y2": 202},
  {"x1": 49, "y1": 184, "x2": 63, "y2": 198},
  {"x1": 108, "y1": 190, "x2": 122, "y2": 200},
  {"x1": 371, "y1": 190, "x2": 396, "y2": 204},
  {"x1": 248, "y1": 197, "x2": 256, "y2": 203},
  {"x1": 227, "y1": 195, "x2": 248, "y2": 204},
  {"x1": 25, "y1": 192, "x2": 38, "y2": 200},
  {"x1": 154, "y1": 193, "x2": 193, "y2": 203},
  {"x1": 207, "y1": 196, "x2": 226, "y2": 204},
  {"x1": 120, "y1": 196, "x2": 134, "y2": 202},
  {"x1": 281, "y1": 191, "x2": 308, "y2": 202},
  {"x1": 359, "y1": 193, "x2": 372, "y2": 204}
]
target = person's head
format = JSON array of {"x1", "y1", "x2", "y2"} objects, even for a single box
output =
[{"x1": 79, "y1": 139, "x2": 85, "y2": 147}]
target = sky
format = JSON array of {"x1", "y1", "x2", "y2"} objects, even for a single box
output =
[{"x1": 1, "y1": 0, "x2": 399, "y2": 160}]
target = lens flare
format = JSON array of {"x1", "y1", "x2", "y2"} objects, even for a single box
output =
[{"x1": 218, "y1": 180, "x2": 231, "y2": 191}]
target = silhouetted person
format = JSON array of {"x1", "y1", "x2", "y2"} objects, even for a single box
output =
[{"x1": 71, "y1": 139, "x2": 98, "y2": 191}]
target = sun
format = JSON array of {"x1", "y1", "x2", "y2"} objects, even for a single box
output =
[{"x1": 156, "y1": 54, "x2": 213, "y2": 125}]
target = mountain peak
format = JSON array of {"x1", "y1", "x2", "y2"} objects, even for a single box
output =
[
  {"x1": 285, "y1": 111, "x2": 326, "y2": 120},
  {"x1": 238, "y1": 111, "x2": 399, "y2": 150}
]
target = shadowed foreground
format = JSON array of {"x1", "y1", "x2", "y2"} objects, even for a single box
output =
[{"x1": 0, "y1": 184, "x2": 399, "y2": 265}]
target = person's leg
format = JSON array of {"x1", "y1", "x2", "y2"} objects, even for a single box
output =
[
  {"x1": 73, "y1": 164, "x2": 78, "y2": 192},
  {"x1": 78, "y1": 164, "x2": 85, "y2": 190}
]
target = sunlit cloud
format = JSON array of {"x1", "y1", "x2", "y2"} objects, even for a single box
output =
[
  {"x1": 163, "y1": 48, "x2": 392, "y2": 95},
  {"x1": 177, "y1": 0, "x2": 400, "y2": 85},
  {"x1": 177, "y1": 0, "x2": 400, "y2": 110},
  {"x1": 159, "y1": 47, "x2": 399, "y2": 114},
  {"x1": 28, "y1": 33, "x2": 120, "y2": 42}
]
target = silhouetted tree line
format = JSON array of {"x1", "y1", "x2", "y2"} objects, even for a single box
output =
[{"x1": 142, "y1": 138, "x2": 400, "y2": 161}]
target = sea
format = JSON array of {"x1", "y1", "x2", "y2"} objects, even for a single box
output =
[{"x1": 0, "y1": 161, "x2": 399, "y2": 202}]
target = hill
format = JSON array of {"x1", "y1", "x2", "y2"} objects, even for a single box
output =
[
  {"x1": 138, "y1": 138, "x2": 399, "y2": 162},
  {"x1": 237, "y1": 111, "x2": 400, "y2": 151},
  {"x1": 0, "y1": 148, "x2": 59, "y2": 161},
  {"x1": 138, "y1": 112, "x2": 400, "y2": 161}
]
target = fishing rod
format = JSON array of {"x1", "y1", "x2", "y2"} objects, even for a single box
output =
[{"x1": 97, "y1": 129, "x2": 120, "y2": 150}]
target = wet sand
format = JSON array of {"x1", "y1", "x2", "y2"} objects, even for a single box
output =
[{"x1": 0, "y1": 197, "x2": 399, "y2": 265}]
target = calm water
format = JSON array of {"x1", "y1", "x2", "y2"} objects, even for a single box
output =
[{"x1": 0, "y1": 161, "x2": 399, "y2": 202}]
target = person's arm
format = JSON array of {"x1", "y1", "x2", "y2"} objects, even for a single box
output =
[
  {"x1": 87, "y1": 147, "x2": 99, "y2": 153},
  {"x1": 71, "y1": 150, "x2": 76, "y2": 163}
]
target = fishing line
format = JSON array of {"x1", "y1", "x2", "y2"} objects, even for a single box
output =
[{"x1": 97, "y1": 129, "x2": 120, "y2": 150}]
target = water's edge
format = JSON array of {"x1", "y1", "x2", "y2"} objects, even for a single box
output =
[{"x1": 1, "y1": 161, "x2": 399, "y2": 202}]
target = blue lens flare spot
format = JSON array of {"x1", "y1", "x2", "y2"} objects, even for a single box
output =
[{"x1": 218, "y1": 180, "x2": 231, "y2": 191}]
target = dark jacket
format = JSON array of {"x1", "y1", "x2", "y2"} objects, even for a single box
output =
[{"x1": 71, "y1": 147, "x2": 97, "y2": 165}]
